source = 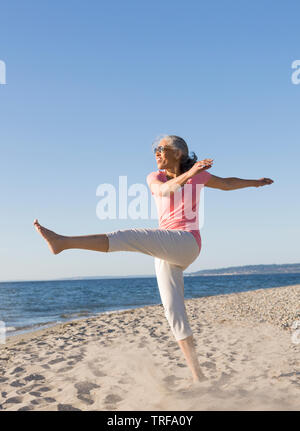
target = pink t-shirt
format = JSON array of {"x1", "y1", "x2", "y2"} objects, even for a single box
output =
[{"x1": 146, "y1": 170, "x2": 211, "y2": 252}]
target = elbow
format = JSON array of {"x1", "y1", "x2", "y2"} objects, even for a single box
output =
[
  {"x1": 159, "y1": 190, "x2": 174, "y2": 197},
  {"x1": 152, "y1": 189, "x2": 170, "y2": 197},
  {"x1": 159, "y1": 185, "x2": 175, "y2": 197}
]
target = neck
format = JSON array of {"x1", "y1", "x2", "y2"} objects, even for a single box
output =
[{"x1": 165, "y1": 165, "x2": 181, "y2": 179}]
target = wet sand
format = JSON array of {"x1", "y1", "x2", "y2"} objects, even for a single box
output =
[{"x1": 0, "y1": 284, "x2": 299, "y2": 411}]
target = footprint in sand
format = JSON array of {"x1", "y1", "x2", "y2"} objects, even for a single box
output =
[
  {"x1": 58, "y1": 366, "x2": 74, "y2": 373},
  {"x1": 36, "y1": 386, "x2": 51, "y2": 393},
  {"x1": 104, "y1": 394, "x2": 123, "y2": 404},
  {"x1": 24, "y1": 374, "x2": 46, "y2": 382},
  {"x1": 10, "y1": 367, "x2": 25, "y2": 375},
  {"x1": 57, "y1": 403, "x2": 82, "y2": 411},
  {"x1": 41, "y1": 364, "x2": 51, "y2": 370},
  {"x1": 18, "y1": 406, "x2": 33, "y2": 411},
  {"x1": 163, "y1": 374, "x2": 184, "y2": 386},
  {"x1": 87, "y1": 361, "x2": 107, "y2": 377},
  {"x1": 200, "y1": 361, "x2": 216, "y2": 370},
  {"x1": 48, "y1": 357, "x2": 65, "y2": 365},
  {"x1": 16, "y1": 388, "x2": 28, "y2": 395},
  {"x1": 117, "y1": 376, "x2": 133, "y2": 385},
  {"x1": 74, "y1": 381, "x2": 100, "y2": 405},
  {"x1": 43, "y1": 397, "x2": 56, "y2": 403},
  {"x1": 29, "y1": 391, "x2": 42, "y2": 397},
  {"x1": 30, "y1": 398, "x2": 44, "y2": 406},
  {"x1": 10, "y1": 380, "x2": 25, "y2": 387},
  {"x1": 167, "y1": 342, "x2": 177, "y2": 349},
  {"x1": 4, "y1": 396, "x2": 23, "y2": 404}
]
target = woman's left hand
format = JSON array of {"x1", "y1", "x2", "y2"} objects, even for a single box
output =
[{"x1": 255, "y1": 178, "x2": 274, "y2": 187}]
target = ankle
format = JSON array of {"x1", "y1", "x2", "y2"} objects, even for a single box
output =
[
  {"x1": 59, "y1": 235, "x2": 70, "y2": 250},
  {"x1": 193, "y1": 371, "x2": 207, "y2": 382}
]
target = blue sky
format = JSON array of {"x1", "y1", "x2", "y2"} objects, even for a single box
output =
[{"x1": 0, "y1": 0, "x2": 299, "y2": 281}]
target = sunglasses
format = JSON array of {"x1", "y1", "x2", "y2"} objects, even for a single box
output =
[{"x1": 153, "y1": 145, "x2": 173, "y2": 154}]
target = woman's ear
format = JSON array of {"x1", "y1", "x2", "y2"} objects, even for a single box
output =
[{"x1": 175, "y1": 149, "x2": 182, "y2": 161}]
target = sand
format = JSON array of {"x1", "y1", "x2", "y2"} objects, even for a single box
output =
[{"x1": 0, "y1": 284, "x2": 300, "y2": 411}]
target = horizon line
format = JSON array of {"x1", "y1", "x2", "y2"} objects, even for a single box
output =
[{"x1": 1, "y1": 261, "x2": 299, "y2": 283}]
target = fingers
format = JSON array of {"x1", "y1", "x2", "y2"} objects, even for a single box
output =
[
  {"x1": 262, "y1": 178, "x2": 274, "y2": 185},
  {"x1": 198, "y1": 159, "x2": 213, "y2": 168},
  {"x1": 258, "y1": 178, "x2": 274, "y2": 186},
  {"x1": 200, "y1": 159, "x2": 213, "y2": 163}
]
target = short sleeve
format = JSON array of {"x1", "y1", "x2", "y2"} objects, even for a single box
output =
[
  {"x1": 147, "y1": 171, "x2": 159, "y2": 186},
  {"x1": 193, "y1": 170, "x2": 212, "y2": 186},
  {"x1": 146, "y1": 171, "x2": 164, "y2": 195}
]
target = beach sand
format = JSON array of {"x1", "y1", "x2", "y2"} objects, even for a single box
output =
[{"x1": 0, "y1": 284, "x2": 299, "y2": 411}]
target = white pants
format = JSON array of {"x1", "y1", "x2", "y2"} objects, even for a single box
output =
[{"x1": 106, "y1": 228, "x2": 200, "y2": 341}]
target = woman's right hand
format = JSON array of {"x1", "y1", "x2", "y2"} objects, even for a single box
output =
[{"x1": 188, "y1": 159, "x2": 213, "y2": 177}]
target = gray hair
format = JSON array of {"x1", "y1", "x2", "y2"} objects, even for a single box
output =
[{"x1": 152, "y1": 134, "x2": 198, "y2": 174}]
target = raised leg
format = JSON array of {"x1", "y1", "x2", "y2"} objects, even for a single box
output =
[
  {"x1": 33, "y1": 219, "x2": 109, "y2": 254},
  {"x1": 34, "y1": 220, "x2": 206, "y2": 382}
]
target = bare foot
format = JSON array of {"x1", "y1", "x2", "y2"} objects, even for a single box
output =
[
  {"x1": 193, "y1": 376, "x2": 210, "y2": 386},
  {"x1": 193, "y1": 373, "x2": 208, "y2": 383},
  {"x1": 33, "y1": 219, "x2": 66, "y2": 255},
  {"x1": 180, "y1": 377, "x2": 211, "y2": 396}
]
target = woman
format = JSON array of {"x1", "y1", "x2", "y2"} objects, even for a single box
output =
[{"x1": 33, "y1": 134, "x2": 273, "y2": 383}]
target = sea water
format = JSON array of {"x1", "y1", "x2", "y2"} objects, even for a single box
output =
[{"x1": 0, "y1": 273, "x2": 300, "y2": 338}]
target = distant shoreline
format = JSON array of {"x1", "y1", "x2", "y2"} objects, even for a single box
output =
[
  {"x1": 186, "y1": 273, "x2": 300, "y2": 277},
  {"x1": 190, "y1": 263, "x2": 300, "y2": 277},
  {"x1": 1, "y1": 263, "x2": 300, "y2": 283}
]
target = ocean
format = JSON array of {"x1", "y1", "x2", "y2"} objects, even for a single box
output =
[{"x1": 1, "y1": 273, "x2": 300, "y2": 338}]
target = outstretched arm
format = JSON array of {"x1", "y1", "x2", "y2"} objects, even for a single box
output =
[{"x1": 205, "y1": 174, "x2": 274, "y2": 191}]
